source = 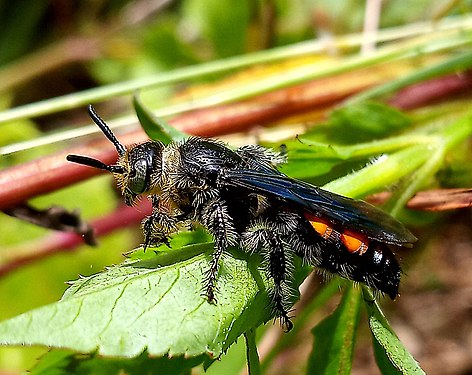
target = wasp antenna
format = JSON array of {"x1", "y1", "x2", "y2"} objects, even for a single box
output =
[
  {"x1": 66, "y1": 154, "x2": 125, "y2": 174},
  {"x1": 88, "y1": 105, "x2": 126, "y2": 156}
]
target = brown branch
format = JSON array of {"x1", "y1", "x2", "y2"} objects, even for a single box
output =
[
  {"x1": 0, "y1": 200, "x2": 152, "y2": 279},
  {"x1": 368, "y1": 188, "x2": 472, "y2": 211},
  {"x1": 4, "y1": 204, "x2": 98, "y2": 246}
]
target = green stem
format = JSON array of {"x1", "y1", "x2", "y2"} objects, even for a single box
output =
[
  {"x1": 244, "y1": 328, "x2": 262, "y2": 375},
  {"x1": 388, "y1": 113, "x2": 472, "y2": 215},
  {"x1": 323, "y1": 111, "x2": 472, "y2": 200},
  {"x1": 0, "y1": 24, "x2": 471, "y2": 125},
  {"x1": 323, "y1": 144, "x2": 431, "y2": 198},
  {"x1": 388, "y1": 144, "x2": 445, "y2": 216},
  {"x1": 298, "y1": 134, "x2": 433, "y2": 160}
]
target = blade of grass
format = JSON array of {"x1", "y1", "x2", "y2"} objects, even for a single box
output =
[
  {"x1": 133, "y1": 96, "x2": 188, "y2": 143},
  {"x1": 138, "y1": 32, "x2": 472, "y2": 119},
  {"x1": 244, "y1": 329, "x2": 261, "y2": 375},
  {"x1": 0, "y1": 21, "x2": 471, "y2": 125}
]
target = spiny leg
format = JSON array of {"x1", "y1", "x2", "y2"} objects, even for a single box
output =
[
  {"x1": 142, "y1": 196, "x2": 178, "y2": 250},
  {"x1": 242, "y1": 220, "x2": 294, "y2": 331},
  {"x1": 268, "y1": 236, "x2": 294, "y2": 332},
  {"x1": 199, "y1": 197, "x2": 237, "y2": 303}
]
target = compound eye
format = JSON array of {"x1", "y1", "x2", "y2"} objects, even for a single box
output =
[{"x1": 128, "y1": 158, "x2": 150, "y2": 194}]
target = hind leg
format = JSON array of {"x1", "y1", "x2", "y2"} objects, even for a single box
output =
[{"x1": 241, "y1": 219, "x2": 294, "y2": 331}]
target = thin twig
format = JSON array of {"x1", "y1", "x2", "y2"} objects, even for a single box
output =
[{"x1": 0, "y1": 201, "x2": 151, "y2": 279}]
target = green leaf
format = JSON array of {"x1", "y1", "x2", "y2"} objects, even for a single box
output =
[
  {"x1": 269, "y1": 102, "x2": 415, "y2": 181},
  {"x1": 0, "y1": 244, "x2": 272, "y2": 358},
  {"x1": 133, "y1": 96, "x2": 188, "y2": 143},
  {"x1": 363, "y1": 288, "x2": 425, "y2": 375},
  {"x1": 30, "y1": 349, "x2": 206, "y2": 375},
  {"x1": 307, "y1": 285, "x2": 361, "y2": 375},
  {"x1": 327, "y1": 102, "x2": 411, "y2": 143},
  {"x1": 29, "y1": 350, "x2": 74, "y2": 375}
]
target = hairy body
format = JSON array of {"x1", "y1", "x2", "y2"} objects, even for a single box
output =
[{"x1": 68, "y1": 106, "x2": 416, "y2": 331}]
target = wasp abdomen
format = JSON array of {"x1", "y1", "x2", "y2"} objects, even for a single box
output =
[{"x1": 303, "y1": 212, "x2": 400, "y2": 299}]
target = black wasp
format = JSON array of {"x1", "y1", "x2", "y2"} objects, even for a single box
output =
[{"x1": 67, "y1": 105, "x2": 416, "y2": 331}]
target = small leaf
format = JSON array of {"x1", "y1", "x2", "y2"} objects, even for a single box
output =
[
  {"x1": 328, "y1": 101, "x2": 411, "y2": 142},
  {"x1": 133, "y1": 96, "x2": 188, "y2": 143},
  {"x1": 363, "y1": 288, "x2": 425, "y2": 375},
  {"x1": 0, "y1": 244, "x2": 272, "y2": 358},
  {"x1": 307, "y1": 284, "x2": 361, "y2": 375}
]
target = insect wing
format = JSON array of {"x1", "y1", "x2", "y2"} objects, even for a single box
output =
[{"x1": 221, "y1": 169, "x2": 416, "y2": 246}]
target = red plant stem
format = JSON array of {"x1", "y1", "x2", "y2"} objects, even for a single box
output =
[
  {"x1": 389, "y1": 70, "x2": 472, "y2": 110},
  {"x1": 174, "y1": 78, "x2": 366, "y2": 136}
]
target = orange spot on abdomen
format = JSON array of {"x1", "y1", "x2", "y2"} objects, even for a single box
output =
[
  {"x1": 304, "y1": 213, "x2": 335, "y2": 240},
  {"x1": 341, "y1": 230, "x2": 369, "y2": 254},
  {"x1": 304, "y1": 212, "x2": 369, "y2": 255}
]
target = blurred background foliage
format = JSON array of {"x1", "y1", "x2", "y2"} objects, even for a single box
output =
[{"x1": 1, "y1": 0, "x2": 472, "y2": 374}]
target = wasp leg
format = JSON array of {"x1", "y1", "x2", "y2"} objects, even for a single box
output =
[
  {"x1": 198, "y1": 197, "x2": 237, "y2": 303},
  {"x1": 141, "y1": 214, "x2": 174, "y2": 250},
  {"x1": 142, "y1": 197, "x2": 178, "y2": 250},
  {"x1": 241, "y1": 220, "x2": 294, "y2": 332}
]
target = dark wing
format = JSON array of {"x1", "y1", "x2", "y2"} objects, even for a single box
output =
[{"x1": 221, "y1": 169, "x2": 416, "y2": 246}]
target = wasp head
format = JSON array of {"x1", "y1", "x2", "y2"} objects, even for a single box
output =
[
  {"x1": 67, "y1": 105, "x2": 164, "y2": 206},
  {"x1": 114, "y1": 141, "x2": 164, "y2": 206}
]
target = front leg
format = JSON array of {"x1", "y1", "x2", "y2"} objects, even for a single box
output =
[
  {"x1": 198, "y1": 196, "x2": 238, "y2": 303},
  {"x1": 142, "y1": 196, "x2": 179, "y2": 250}
]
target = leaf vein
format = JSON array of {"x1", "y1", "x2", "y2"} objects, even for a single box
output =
[
  {"x1": 98, "y1": 284, "x2": 128, "y2": 338},
  {"x1": 70, "y1": 298, "x2": 84, "y2": 326},
  {"x1": 128, "y1": 271, "x2": 179, "y2": 326}
]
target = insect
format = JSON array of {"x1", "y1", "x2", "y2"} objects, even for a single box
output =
[{"x1": 67, "y1": 105, "x2": 416, "y2": 331}]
